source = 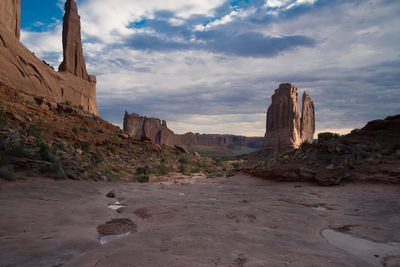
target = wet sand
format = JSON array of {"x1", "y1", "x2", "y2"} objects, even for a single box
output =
[{"x1": 0, "y1": 174, "x2": 399, "y2": 266}]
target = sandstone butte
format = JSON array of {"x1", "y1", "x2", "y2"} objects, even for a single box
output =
[
  {"x1": 0, "y1": 0, "x2": 98, "y2": 115},
  {"x1": 123, "y1": 112, "x2": 264, "y2": 149},
  {"x1": 263, "y1": 83, "x2": 315, "y2": 155}
]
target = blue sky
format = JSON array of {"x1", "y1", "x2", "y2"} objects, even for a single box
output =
[{"x1": 20, "y1": 0, "x2": 400, "y2": 136}]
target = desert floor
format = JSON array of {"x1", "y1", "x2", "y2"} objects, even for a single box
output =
[{"x1": 0, "y1": 174, "x2": 399, "y2": 267}]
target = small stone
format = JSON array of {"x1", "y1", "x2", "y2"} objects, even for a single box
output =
[{"x1": 106, "y1": 190, "x2": 116, "y2": 198}]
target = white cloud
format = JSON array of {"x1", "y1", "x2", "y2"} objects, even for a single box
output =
[{"x1": 78, "y1": 0, "x2": 227, "y2": 43}]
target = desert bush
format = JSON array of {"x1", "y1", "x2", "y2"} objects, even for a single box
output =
[
  {"x1": 0, "y1": 166, "x2": 16, "y2": 181},
  {"x1": 178, "y1": 156, "x2": 189, "y2": 164},
  {"x1": 135, "y1": 175, "x2": 149, "y2": 183},
  {"x1": 72, "y1": 127, "x2": 78, "y2": 134},
  {"x1": 106, "y1": 145, "x2": 116, "y2": 153},
  {"x1": 38, "y1": 141, "x2": 55, "y2": 162},
  {"x1": 39, "y1": 164, "x2": 66, "y2": 179},
  {"x1": 6, "y1": 145, "x2": 28, "y2": 158},
  {"x1": 27, "y1": 125, "x2": 44, "y2": 139},
  {"x1": 0, "y1": 110, "x2": 6, "y2": 124},
  {"x1": 300, "y1": 140, "x2": 311, "y2": 149},
  {"x1": 157, "y1": 164, "x2": 169, "y2": 175},
  {"x1": 392, "y1": 143, "x2": 400, "y2": 151}
]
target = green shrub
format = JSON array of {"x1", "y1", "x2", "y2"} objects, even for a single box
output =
[
  {"x1": 178, "y1": 156, "x2": 189, "y2": 164},
  {"x1": 300, "y1": 140, "x2": 311, "y2": 149},
  {"x1": 157, "y1": 164, "x2": 169, "y2": 175},
  {"x1": 27, "y1": 125, "x2": 44, "y2": 139},
  {"x1": 135, "y1": 175, "x2": 149, "y2": 183},
  {"x1": 38, "y1": 141, "x2": 55, "y2": 162},
  {"x1": 0, "y1": 110, "x2": 6, "y2": 124},
  {"x1": 136, "y1": 166, "x2": 150, "y2": 175},
  {"x1": 106, "y1": 145, "x2": 116, "y2": 153},
  {"x1": 39, "y1": 164, "x2": 66, "y2": 179},
  {"x1": 0, "y1": 166, "x2": 16, "y2": 181},
  {"x1": 6, "y1": 145, "x2": 28, "y2": 158},
  {"x1": 72, "y1": 127, "x2": 78, "y2": 134},
  {"x1": 80, "y1": 127, "x2": 89, "y2": 133},
  {"x1": 232, "y1": 162, "x2": 240, "y2": 169}
]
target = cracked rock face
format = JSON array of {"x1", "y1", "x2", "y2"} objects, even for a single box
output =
[
  {"x1": 263, "y1": 83, "x2": 315, "y2": 155},
  {"x1": 58, "y1": 0, "x2": 89, "y2": 81},
  {"x1": 0, "y1": 0, "x2": 20, "y2": 40}
]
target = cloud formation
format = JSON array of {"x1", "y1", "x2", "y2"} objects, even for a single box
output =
[{"x1": 20, "y1": 0, "x2": 400, "y2": 136}]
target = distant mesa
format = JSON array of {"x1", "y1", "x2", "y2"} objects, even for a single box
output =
[
  {"x1": 123, "y1": 112, "x2": 264, "y2": 152},
  {"x1": 0, "y1": 0, "x2": 98, "y2": 115},
  {"x1": 263, "y1": 83, "x2": 315, "y2": 155}
]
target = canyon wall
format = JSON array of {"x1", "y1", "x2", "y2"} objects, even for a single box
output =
[
  {"x1": 263, "y1": 83, "x2": 315, "y2": 155},
  {"x1": 123, "y1": 112, "x2": 263, "y2": 149},
  {"x1": 0, "y1": 0, "x2": 98, "y2": 115},
  {"x1": 0, "y1": 0, "x2": 20, "y2": 40},
  {"x1": 123, "y1": 112, "x2": 198, "y2": 147}
]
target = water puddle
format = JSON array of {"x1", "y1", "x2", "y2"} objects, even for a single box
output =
[
  {"x1": 108, "y1": 201, "x2": 126, "y2": 211},
  {"x1": 100, "y1": 232, "x2": 130, "y2": 245},
  {"x1": 322, "y1": 228, "x2": 400, "y2": 266},
  {"x1": 312, "y1": 206, "x2": 328, "y2": 211}
]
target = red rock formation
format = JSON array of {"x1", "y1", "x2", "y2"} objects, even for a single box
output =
[
  {"x1": 123, "y1": 112, "x2": 264, "y2": 149},
  {"x1": 263, "y1": 83, "x2": 315, "y2": 155},
  {"x1": 300, "y1": 92, "x2": 315, "y2": 142},
  {"x1": 58, "y1": 0, "x2": 89, "y2": 80},
  {"x1": 196, "y1": 134, "x2": 263, "y2": 148},
  {"x1": 123, "y1": 112, "x2": 198, "y2": 147},
  {"x1": 0, "y1": 0, "x2": 98, "y2": 115},
  {"x1": 0, "y1": 0, "x2": 20, "y2": 40}
]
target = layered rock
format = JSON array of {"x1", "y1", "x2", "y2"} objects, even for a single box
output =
[
  {"x1": 123, "y1": 112, "x2": 198, "y2": 147},
  {"x1": 58, "y1": 0, "x2": 89, "y2": 80},
  {"x1": 0, "y1": 0, "x2": 98, "y2": 115},
  {"x1": 123, "y1": 112, "x2": 264, "y2": 149},
  {"x1": 263, "y1": 83, "x2": 315, "y2": 155},
  {"x1": 0, "y1": 0, "x2": 20, "y2": 40},
  {"x1": 196, "y1": 134, "x2": 263, "y2": 149}
]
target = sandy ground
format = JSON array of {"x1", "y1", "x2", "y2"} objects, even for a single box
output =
[{"x1": 0, "y1": 174, "x2": 399, "y2": 267}]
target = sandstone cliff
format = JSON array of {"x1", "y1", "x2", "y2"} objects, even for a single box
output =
[
  {"x1": 123, "y1": 112, "x2": 198, "y2": 147},
  {"x1": 196, "y1": 134, "x2": 263, "y2": 148},
  {"x1": 123, "y1": 112, "x2": 263, "y2": 150},
  {"x1": 263, "y1": 83, "x2": 315, "y2": 155},
  {"x1": 0, "y1": 0, "x2": 98, "y2": 115},
  {"x1": 0, "y1": 0, "x2": 20, "y2": 40}
]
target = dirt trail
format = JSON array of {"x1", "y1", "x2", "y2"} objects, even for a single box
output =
[{"x1": 0, "y1": 174, "x2": 399, "y2": 266}]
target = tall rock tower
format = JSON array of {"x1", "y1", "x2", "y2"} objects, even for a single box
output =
[
  {"x1": 263, "y1": 83, "x2": 315, "y2": 155},
  {"x1": 0, "y1": 0, "x2": 20, "y2": 39},
  {"x1": 58, "y1": 0, "x2": 89, "y2": 81}
]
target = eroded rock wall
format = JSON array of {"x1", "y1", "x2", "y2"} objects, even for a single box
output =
[
  {"x1": 123, "y1": 112, "x2": 263, "y2": 149},
  {"x1": 0, "y1": 0, "x2": 20, "y2": 40},
  {"x1": 123, "y1": 112, "x2": 197, "y2": 147},
  {"x1": 263, "y1": 83, "x2": 315, "y2": 155},
  {"x1": 0, "y1": 0, "x2": 98, "y2": 115},
  {"x1": 196, "y1": 134, "x2": 263, "y2": 148}
]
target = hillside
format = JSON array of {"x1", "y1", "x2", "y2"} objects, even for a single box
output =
[
  {"x1": 244, "y1": 115, "x2": 400, "y2": 185},
  {"x1": 0, "y1": 83, "x2": 235, "y2": 183}
]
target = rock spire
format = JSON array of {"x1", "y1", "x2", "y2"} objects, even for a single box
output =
[
  {"x1": 263, "y1": 83, "x2": 315, "y2": 155},
  {"x1": 58, "y1": 0, "x2": 89, "y2": 80},
  {"x1": 0, "y1": 0, "x2": 21, "y2": 39}
]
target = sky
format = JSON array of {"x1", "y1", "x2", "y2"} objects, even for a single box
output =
[{"x1": 20, "y1": 0, "x2": 400, "y2": 137}]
